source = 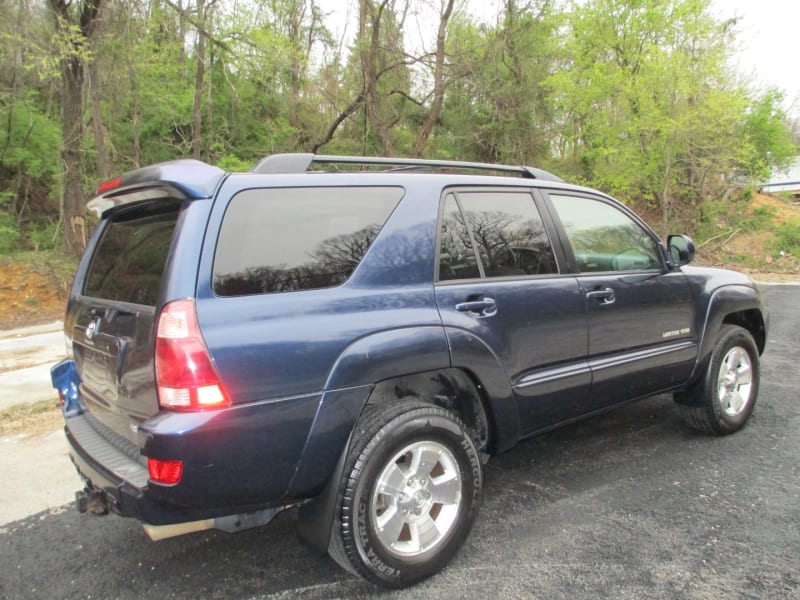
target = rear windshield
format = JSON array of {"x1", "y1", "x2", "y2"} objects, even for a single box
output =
[{"x1": 84, "y1": 202, "x2": 180, "y2": 306}]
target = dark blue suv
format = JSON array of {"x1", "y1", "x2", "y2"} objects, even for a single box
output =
[{"x1": 52, "y1": 154, "x2": 767, "y2": 587}]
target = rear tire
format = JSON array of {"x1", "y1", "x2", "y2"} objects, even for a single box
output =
[
  {"x1": 676, "y1": 325, "x2": 760, "y2": 435},
  {"x1": 328, "y1": 399, "x2": 482, "y2": 588}
]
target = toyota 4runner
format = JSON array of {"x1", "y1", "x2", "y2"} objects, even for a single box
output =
[{"x1": 51, "y1": 153, "x2": 768, "y2": 588}]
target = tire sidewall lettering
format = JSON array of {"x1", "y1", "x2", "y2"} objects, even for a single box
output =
[{"x1": 342, "y1": 407, "x2": 482, "y2": 586}]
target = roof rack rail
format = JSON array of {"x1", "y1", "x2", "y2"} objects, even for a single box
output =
[{"x1": 251, "y1": 153, "x2": 563, "y2": 182}]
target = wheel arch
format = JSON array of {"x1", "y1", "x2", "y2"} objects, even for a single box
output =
[
  {"x1": 296, "y1": 365, "x2": 501, "y2": 555},
  {"x1": 295, "y1": 326, "x2": 517, "y2": 555},
  {"x1": 365, "y1": 368, "x2": 493, "y2": 457},
  {"x1": 722, "y1": 309, "x2": 766, "y2": 354},
  {"x1": 688, "y1": 284, "x2": 767, "y2": 386}
]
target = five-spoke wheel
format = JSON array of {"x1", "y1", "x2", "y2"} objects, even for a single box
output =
[
  {"x1": 716, "y1": 345, "x2": 754, "y2": 418},
  {"x1": 676, "y1": 325, "x2": 760, "y2": 435},
  {"x1": 329, "y1": 399, "x2": 482, "y2": 588},
  {"x1": 372, "y1": 440, "x2": 462, "y2": 557}
]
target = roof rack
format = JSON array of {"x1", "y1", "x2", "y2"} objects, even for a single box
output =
[{"x1": 251, "y1": 153, "x2": 564, "y2": 182}]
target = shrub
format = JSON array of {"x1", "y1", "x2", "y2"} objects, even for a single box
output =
[
  {"x1": 773, "y1": 222, "x2": 800, "y2": 258},
  {"x1": 0, "y1": 212, "x2": 21, "y2": 255},
  {"x1": 29, "y1": 220, "x2": 61, "y2": 251}
]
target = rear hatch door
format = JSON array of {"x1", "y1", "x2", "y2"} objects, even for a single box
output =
[{"x1": 71, "y1": 199, "x2": 181, "y2": 445}]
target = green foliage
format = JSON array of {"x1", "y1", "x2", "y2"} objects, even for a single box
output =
[
  {"x1": 29, "y1": 220, "x2": 61, "y2": 251},
  {"x1": 772, "y1": 222, "x2": 800, "y2": 258},
  {"x1": 743, "y1": 206, "x2": 777, "y2": 232},
  {"x1": 443, "y1": 7, "x2": 559, "y2": 165},
  {"x1": 738, "y1": 90, "x2": 797, "y2": 181},
  {"x1": 0, "y1": 211, "x2": 21, "y2": 255},
  {"x1": 545, "y1": 0, "x2": 750, "y2": 210},
  {"x1": 0, "y1": 96, "x2": 61, "y2": 182},
  {"x1": 216, "y1": 153, "x2": 252, "y2": 172},
  {"x1": 0, "y1": 0, "x2": 795, "y2": 252},
  {"x1": 694, "y1": 192, "x2": 753, "y2": 242}
]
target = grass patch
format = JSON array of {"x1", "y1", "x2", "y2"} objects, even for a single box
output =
[
  {"x1": 742, "y1": 205, "x2": 777, "y2": 232},
  {"x1": 0, "y1": 399, "x2": 63, "y2": 438},
  {"x1": 694, "y1": 192, "x2": 753, "y2": 242},
  {"x1": 0, "y1": 249, "x2": 79, "y2": 283},
  {"x1": 772, "y1": 221, "x2": 800, "y2": 258}
]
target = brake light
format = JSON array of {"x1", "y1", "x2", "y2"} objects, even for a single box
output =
[
  {"x1": 96, "y1": 176, "x2": 122, "y2": 194},
  {"x1": 155, "y1": 299, "x2": 231, "y2": 410},
  {"x1": 148, "y1": 458, "x2": 183, "y2": 485}
]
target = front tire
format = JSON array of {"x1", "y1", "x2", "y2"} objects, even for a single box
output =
[
  {"x1": 329, "y1": 399, "x2": 482, "y2": 588},
  {"x1": 676, "y1": 325, "x2": 760, "y2": 435}
]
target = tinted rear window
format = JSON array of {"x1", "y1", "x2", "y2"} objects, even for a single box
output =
[
  {"x1": 84, "y1": 203, "x2": 179, "y2": 305},
  {"x1": 213, "y1": 187, "x2": 402, "y2": 296}
]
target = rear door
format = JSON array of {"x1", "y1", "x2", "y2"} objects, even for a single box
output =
[
  {"x1": 434, "y1": 188, "x2": 591, "y2": 435},
  {"x1": 70, "y1": 199, "x2": 181, "y2": 444},
  {"x1": 546, "y1": 192, "x2": 697, "y2": 406}
]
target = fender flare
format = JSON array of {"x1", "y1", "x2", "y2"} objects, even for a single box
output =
[
  {"x1": 289, "y1": 326, "x2": 451, "y2": 502},
  {"x1": 323, "y1": 326, "x2": 451, "y2": 390},
  {"x1": 689, "y1": 284, "x2": 766, "y2": 383},
  {"x1": 443, "y1": 327, "x2": 520, "y2": 454}
]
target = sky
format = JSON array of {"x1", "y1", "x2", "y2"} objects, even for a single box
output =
[
  {"x1": 713, "y1": 0, "x2": 800, "y2": 115},
  {"x1": 317, "y1": 0, "x2": 800, "y2": 116}
]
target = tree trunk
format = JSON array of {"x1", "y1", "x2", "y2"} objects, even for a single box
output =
[
  {"x1": 62, "y1": 54, "x2": 87, "y2": 253},
  {"x1": 312, "y1": 0, "x2": 404, "y2": 153},
  {"x1": 129, "y1": 62, "x2": 142, "y2": 168},
  {"x1": 49, "y1": 0, "x2": 105, "y2": 255},
  {"x1": 360, "y1": 0, "x2": 394, "y2": 156},
  {"x1": 192, "y1": 0, "x2": 206, "y2": 160},
  {"x1": 661, "y1": 148, "x2": 673, "y2": 238},
  {"x1": 413, "y1": 0, "x2": 455, "y2": 156},
  {"x1": 88, "y1": 59, "x2": 109, "y2": 180}
]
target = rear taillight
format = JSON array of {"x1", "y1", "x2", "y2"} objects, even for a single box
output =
[
  {"x1": 148, "y1": 458, "x2": 183, "y2": 485},
  {"x1": 155, "y1": 299, "x2": 230, "y2": 411}
]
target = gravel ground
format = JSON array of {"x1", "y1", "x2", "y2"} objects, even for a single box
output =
[{"x1": 0, "y1": 285, "x2": 797, "y2": 599}]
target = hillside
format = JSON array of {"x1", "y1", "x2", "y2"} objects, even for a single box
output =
[{"x1": 697, "y1": 193, "x2": 800, "y2": 280}]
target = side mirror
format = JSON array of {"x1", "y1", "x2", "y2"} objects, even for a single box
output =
[{"x1": 667, "y1": 234, "x2": 695, "y2": 267}]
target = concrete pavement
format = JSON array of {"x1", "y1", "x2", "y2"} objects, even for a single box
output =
[
  {"x1": 0, "y1": 320, "x2": 64, "y2": 411},
  {"x1": 0, "y1": 320, "x2": 74, "y2": 525}
]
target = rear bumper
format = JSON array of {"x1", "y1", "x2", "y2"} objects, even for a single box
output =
[
  {"x1": 65, "y1": 413, "x2": 276, "y2": 526},
  {"x1": 55, "y1": 358, "x2": 370, "y2": 524},
  {"x1": 65, "y1": 413, "x2": 155, "y2": 522}
]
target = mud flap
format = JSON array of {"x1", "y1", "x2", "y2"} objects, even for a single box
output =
[{"x1": 296, "y1": 446, "x2": 347, "y2": 554}]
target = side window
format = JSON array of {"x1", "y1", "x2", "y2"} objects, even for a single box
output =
[
  {"x1": 213, "y1": 187, "x2": 402, "y2": 296},
  {"x1": 438, "y1": 190, "x2": 558, "y2": 280},
  {"x1": 549, "y1": 194, "x2": 661, "y2": 273},
  {"x1": 439, "y1": 194, "x2": 481, "y2": 280}
]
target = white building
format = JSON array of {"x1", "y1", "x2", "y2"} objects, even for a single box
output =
[{"x1": 761, "y1": 157, "x2": 800, "y2": 196}]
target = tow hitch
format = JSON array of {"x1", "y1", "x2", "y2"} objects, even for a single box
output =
[{"x1": 76, "y1": 488, "x2": 111, "y2": 516}]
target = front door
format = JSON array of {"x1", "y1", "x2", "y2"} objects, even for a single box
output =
[{"x1": 546, "y1": 192, "x2": 698, "y2": 406}]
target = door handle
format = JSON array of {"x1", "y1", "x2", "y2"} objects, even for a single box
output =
[
  {"x1": 586, "y1": 288, "x2": 616, "y2": 305},
  {"x1": 456, "y1": 297, "x2": 497, "y2": 317}
]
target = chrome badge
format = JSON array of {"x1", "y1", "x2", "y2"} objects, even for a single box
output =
[{"x1": 85, "y1": 318, "x2": 100, "y2": 341}]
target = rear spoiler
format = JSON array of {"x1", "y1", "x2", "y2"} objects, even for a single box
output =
[{"x1": 87, "y1": 159, "x2": 226, "y2": 217}]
